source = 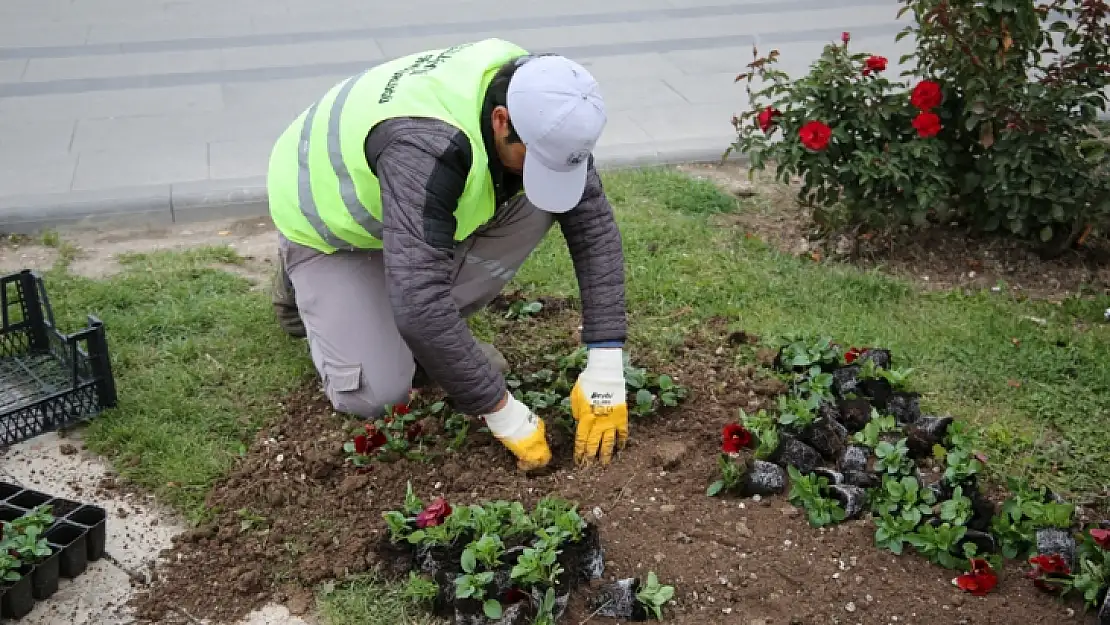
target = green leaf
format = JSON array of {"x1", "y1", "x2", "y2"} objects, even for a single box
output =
[
  {"x1": 1040, "y1": 226, "x2": 1053, "y2": 242},
  {"x1": 483, "y1": 600, "x2": 503, "y2": 619},
  {"x1": 707, "y1": 480, "x2": 725, "y2": 497},
  {"x1": 461, "y1": 548, "x2": 477, "y2": 574}
]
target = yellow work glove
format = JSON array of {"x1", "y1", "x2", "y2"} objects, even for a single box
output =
[
  {"x1": 483, "y1": 392, "x2": 552, "y2": 471},
  {"x1": 571, "y1": 347, "x2": 628, "y2": 466}
]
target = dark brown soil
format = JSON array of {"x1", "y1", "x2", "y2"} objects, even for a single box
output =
[
  {"x1": 129, "y1": 313, "x2": 1096, "y2": 625},
  {"x1": 681, "y1": 162, "x2": 1110, "y2": 303}
]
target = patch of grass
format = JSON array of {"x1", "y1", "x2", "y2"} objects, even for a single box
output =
[
  {"x1": 491, "y1": 166, "x2": 1110, "y2": 505},
  {"x1": 317, "y1": 575, "x2": 443, "y2": 625},
  {"x1": 35, "y1": 246, "x2": 313, "y2": 522}
]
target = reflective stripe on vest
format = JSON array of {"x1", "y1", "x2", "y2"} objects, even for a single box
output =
[{"x1": 296, "y1": 71, "x2": 382, "y2": 252}]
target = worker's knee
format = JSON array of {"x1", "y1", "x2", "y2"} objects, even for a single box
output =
[{"x1": 321, "y1": 360, "x2": 413, "y2": 419}]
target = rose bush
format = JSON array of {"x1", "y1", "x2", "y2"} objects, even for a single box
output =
[{"x1": 727, "y1": 0, "x2": 1110, "y2": 251}]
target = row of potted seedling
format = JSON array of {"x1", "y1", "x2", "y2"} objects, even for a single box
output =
[
  {"x1": 707, "y1": 336, "x2": 1109, "y2": 621},
  {"x1": 376, "y1": 484, "x2": 674, "y2": 624},
  {"x1": 0, "y1": 482, "x2": 107, "y2": 620}
]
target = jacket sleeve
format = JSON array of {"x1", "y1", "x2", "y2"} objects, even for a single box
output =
[
  {"x1": 554, "y1": 156, "x2": 628, "y2": 346},
  {"x1": 366, "y1": 118, "x2": 507, "y2": 416}
]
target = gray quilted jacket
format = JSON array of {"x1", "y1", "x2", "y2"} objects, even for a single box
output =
[{"x1": 365, "y1": 117, "x2": 627, "y2": 416}]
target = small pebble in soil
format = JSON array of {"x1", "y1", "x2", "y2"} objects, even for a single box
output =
[{"x1": 846, "y1": 602, "x2": 857, "y2": 613}]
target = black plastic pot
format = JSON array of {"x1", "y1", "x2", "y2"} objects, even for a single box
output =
[
  {"x1": 835, "y1": 397, "x2": 872, "y2": 432},
  {"x1": 1036, "y1": 528, "x2": 1077, "y2": 570},
  {"x1": 842, "y1": 470, "x2": 881, "y2": 489},
  {"x1": 46, "y1": 496, "x2": 82, "y2": 518},
  {"x1": 832, "y1": 366, "x2": 860, "y2": 399},
  {"x1": 30, "y1": 547, "x2": 60, "y2": 600},
  {"x1": 376, "y1": 535, "x2": 415, "y2": 580},
  {"x1": 0, "y1": 504, "x2": 23, "y2": 524},
  {"x1": 70, "y1": 505, "x2": 107, "y2": 561},
  {"x1": 0, "y1": 482, "x2": 20, "y2": 501},
  {"x1": 1098, "y1": 588, "x2": 1109, "y2": 625},
  {"x1": 827, "y1": 485, "x2": 868, "y2": 520},
  {"x1": 7, "y1": 489, "x2": 50, "y2": 510},
  {"x1": 45, "y1": 521, "x2": 88, "y2": 578},
  {"x1": 737, "y1": 460, "x2": 787, "y2": 496},
  {"x1": 769, "y1": 434, "x2": 822, "y2": 474},
  {"x1": 960, "y1": 530, "x2": 997, "y2": 555},
  {"x1": 837, "y1": 445, "x2": 872, "y2": 474},
  {"x1": 0, "y1": 565, "x2": 34, "y2": 619},
  {"x1": 558, "y1": 523, "x2": 605, "y2": 584},
  {"x1": 967, "y1": 488, "x2": 996, "y2": 533},
  {"x1": 858, "y1": 378, "x2": 893, "y2": 409},
  {"x1": 887, "y1": 392, "x2": 922, "y2": 425},
  {"x1": 905, "y1": 416, "x2": 954, "y2": 459},
  {"x1": 591, "y1": 578, "x2": 650, "y2": 621},
  {"x1": 798, "y1": 416, "x2": 848, "y2": 461},
  {"x1": 415, "y1": 540, "x2": 466, "y2": 578}
]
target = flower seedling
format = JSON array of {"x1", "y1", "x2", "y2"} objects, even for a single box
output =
[
  {"x1": 851, "y1": 412, "x2": 898, "y2": 448},
  {"x1": 0, "y1": 550, "x2": 21, "y2": 582},
  {"x1": 942, "y1": 448, "x2": 984, "y2": 486},
  {"x1": 532, "y1": 587, "x2": 559, "y2": 625},
  {"x1": 720, "y1": 423, "x2": 753, "y2": 455},
  {"x1": 990, "y1": 477, "x2": 1075, "y2": 559},
  {"x1": 505, "y1": 300, "x2": 543, "y2": 320},
  {"x1": 706, "y1": 454, "x2": 745, "y2": 497},
  {"x1": 510, "y1": 539, "x2": 563, "y2": 588},
  {"x1": 874, "y1": 512, "x2": 920, "y2": 555},
  {"x1": 775, "y1": 335, "x2": 840, "y2": 370},
  {"x1": 871, "y1": 475, "x2": 936, "y2": 526},
  {"x1": 787, "y1": 466, "x2": 847, "y2": 527},
  {"x1": 415, "y1": 497, "x2": 452, "y2": 529},
  {"x1": 907, "y1": 522, "x2": 970, "y2": 569},
  {"x1": 454, "y1": 570, "x2": 502, "y2": 619},
  {"x1": 461, "y1": 533, "x2": 505, "y2": 573},
  {"x1": 938, "y1": 486, "x2": 974, "y2": 527},
  {"x1": 874, "y1": 438, "x2": 915, "y2": 475},
  {"x1": 956, "y1": 558, "x2": 999, "y2": 596},
  {"x1": 777, "y1": 394, "x2": 819, "y2": 430},
  {"x1": 794, "y1": 365, "x2": 835, "y2": 402},
  {"x1": 634, "y1": 571, "x2": 675, "y2": 620}
]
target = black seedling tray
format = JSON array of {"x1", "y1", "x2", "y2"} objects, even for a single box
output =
[
  {"x1": 0, "y1": 269, "x2": 117, "y2": 447},
  {"x1": 0, "y1": 482, "x2": 108, "y2": 619}
]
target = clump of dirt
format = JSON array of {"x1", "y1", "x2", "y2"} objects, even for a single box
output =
[
  {"x1": 681, "y1": 162, "x2": 1110, "y2": 302},
  {"x1": 129, "y1": 312, "x2": 1093, "y2": 625},
  {"x1": 487, "y1": 289, "x2": 579, "y2": 317}
]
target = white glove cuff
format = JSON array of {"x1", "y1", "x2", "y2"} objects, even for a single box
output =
[
  {"x1": 586, "y1": 347, "x2": 624, "y2": 377},
  {"x1": 483, "y1": 394, "x2": 537, "y2": 442}
]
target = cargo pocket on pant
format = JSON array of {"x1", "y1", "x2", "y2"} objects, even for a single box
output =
[{"x1": 321, "y1": 360, "x2": 371, "y2": 416}]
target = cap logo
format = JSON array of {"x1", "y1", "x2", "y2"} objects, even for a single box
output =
[{"x1": 566, "y1": 149, "x2": 589, "y2": 167}]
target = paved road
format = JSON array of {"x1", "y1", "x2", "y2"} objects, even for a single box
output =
[{"x1": 0, "y1": 0, "x2": 910, "y2": 231}]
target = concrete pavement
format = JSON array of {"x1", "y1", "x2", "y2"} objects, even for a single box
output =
[{"x1": 0, "y1": 0, "x2": 912, "y2": 232}]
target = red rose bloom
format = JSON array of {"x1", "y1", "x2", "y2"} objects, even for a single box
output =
[
  {"x1": 863, "y1": 56, "x2": 888, "y2": 75},
  {"x1": 1027, "y1": 554, "x2": 1071, "y2": 593},
  {"x1": 757, "y1": 107, "x2": 781, "y2": 133},
  {"x1": 415, "y1": 497, "x2": 453, "y2": 529},
  {"x1": 353, "y1": 434, "x2": 369, "y2": 455},
  {"x1": 844, "y1": 347, "x2": 868, "y2": 364},
  {"x1": 912, "y1": 112, "x2": 942, "y2": 138},
  {"x1": 799, "y1": 121, "x2": 832, "y2": 151},
  {"x1": 393, "y1": 403, "x2": 411, "y2": 416},
  {"x1": 721, "y1": 423, "x2": 753, "y2": 454},
  {"x1": 1090, "y1": 529, "x2": 1110, "y2": 550},
  {"x1": 956, "y1": 558, "x2": 998, "y2": 596},
  {"x1": 842, "y1": 31, "x2": 851, "y2": 44},
  {"x1": 911, "y1": 80, "x2": 943, "y2": 110}
]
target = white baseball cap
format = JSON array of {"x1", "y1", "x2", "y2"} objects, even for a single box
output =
[{"x1": 506, "y1": 55, "x2": 607, "y2": 213}]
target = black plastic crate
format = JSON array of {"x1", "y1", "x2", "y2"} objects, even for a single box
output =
[
  {"x1": 0, "y1": 269, "x2": 117, "y2": 447},
  {"x1": 0, "y1": 482, "x2": 108, "y2": 619}
]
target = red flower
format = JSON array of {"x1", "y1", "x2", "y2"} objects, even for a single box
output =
[
  {"x1": 415, "y1": 497, "x2": 452, "y2": 529},
  {"x1": 757, "y1": 107, "x2": 781, "y2": 133},
  {"x1": 799, "y1": 121, "x2": 832, "y2": 151},
  {"x1": 912, "y1": 112, "x2": 942, "y2": 138},
  {"x1": 721, "y1": 423, "x2": 753, "y2": 454},
  {"x1": 363, "y1": 424, "x2": 388, "y2": 451},
  {"x1": 842, "y1": 31, "x2": 851, "y2": 44},
  {"x1": 1027, "y1": 554, "x2": 1072, "y2": 593},
  {"x1": 956, "y1": 558, "x2": 998, "y2": 596},
  {"x1": 911, "y1": 80, "x2": 943, "y2": 110},
  {"x1": 863, "y1": 56, "x2": 888, "y2": 75},
  {"x1": 353, "y1": 434, "x2": 369, "y2": 455},
  {"x1": 1090, "y1": 529, "x2": 1110, "y2": 550},
  {"x1": 393, "y1": 403, "x2": 411, "y2": 416},
  {"x1": 844, "y1": 347, "x2": 868, "y2": 364}
]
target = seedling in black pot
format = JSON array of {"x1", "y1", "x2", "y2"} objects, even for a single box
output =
[
  {"x1": 635, "y1": 572, "x2": 675, "y2": 620},
  {"x1": 0, "y1": 563, "x2": 34, "y2": 619}
]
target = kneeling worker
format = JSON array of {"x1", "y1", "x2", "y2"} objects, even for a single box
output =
[{"x1": 267, "y1": 39, "x2": 630, "y2": 470}]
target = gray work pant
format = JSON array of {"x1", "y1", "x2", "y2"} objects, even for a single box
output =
[{"x1": 276, "y1": 194, "x2": 554, "y2": 418}]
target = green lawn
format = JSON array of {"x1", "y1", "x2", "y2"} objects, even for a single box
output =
[{"x1": 20, "y1": 167, "x2": 1109, "y2": 623}]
